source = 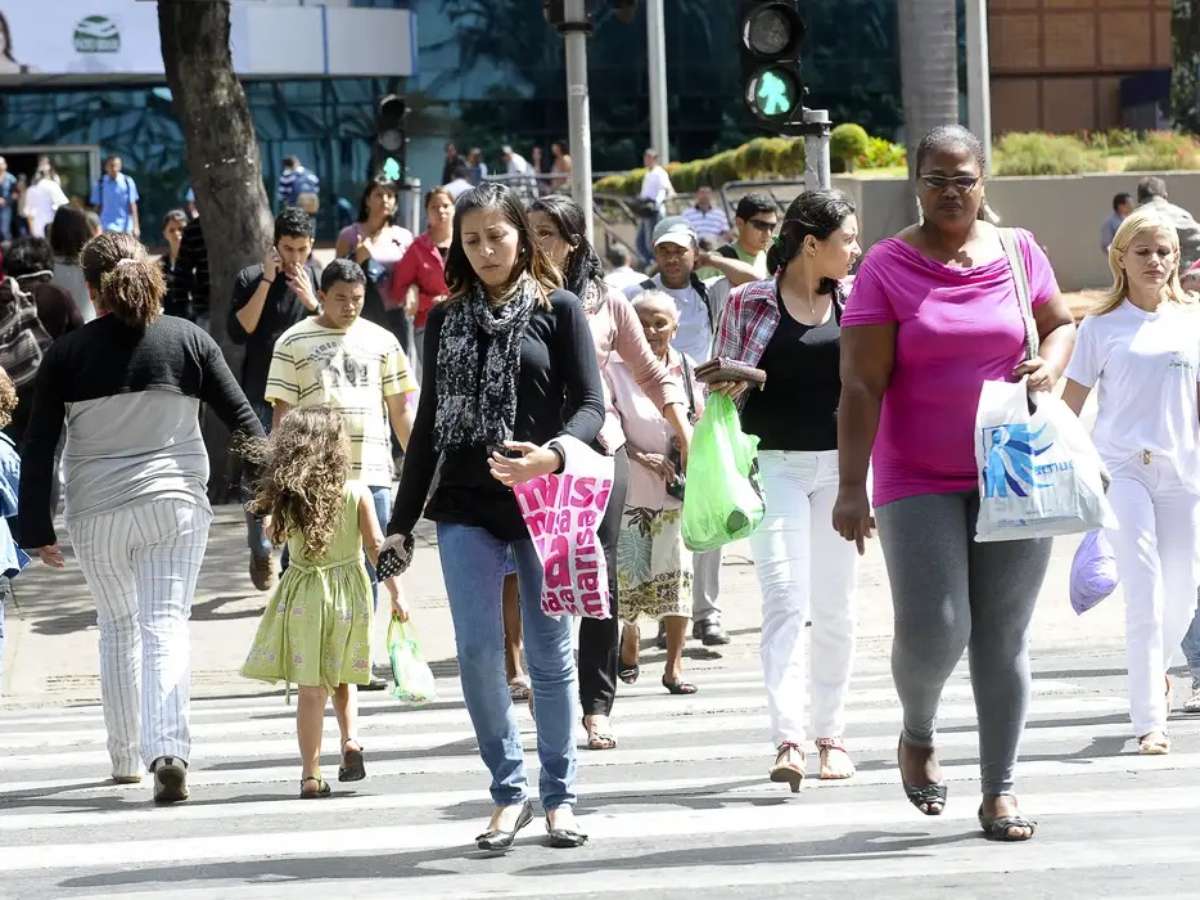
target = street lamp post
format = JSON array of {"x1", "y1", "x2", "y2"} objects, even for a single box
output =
[
  {"x1": 965, "y1": 0, "x2": 992, "y2": 165},
  {"x1": 646, "y1": 0, "x2": 669, "y2": 163}
]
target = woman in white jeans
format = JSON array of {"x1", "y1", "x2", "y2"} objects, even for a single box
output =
[
  {"x1": 1063, "y1": 207, "x2": 1200, "y2": 755},
  {"x1": 19, "y1": 233, "x2": 263, "y2": 802},
  {"x1": 710, "y1": 190, "x2": 862, "y2": 788}
]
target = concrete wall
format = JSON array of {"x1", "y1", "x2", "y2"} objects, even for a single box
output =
[{"x1": 837, "y1": 171, "x2": 1200, "y2": 293}]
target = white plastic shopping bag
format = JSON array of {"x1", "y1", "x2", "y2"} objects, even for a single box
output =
[{"x1": 974, "y1": 378, "x2": 1117, "y2": 542}]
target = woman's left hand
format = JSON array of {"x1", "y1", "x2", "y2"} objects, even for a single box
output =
[
  {"x1": 488, "y1": 441, "x2": 561, "y2": 487},
  {"x1": 38, "y1": 544, "x2": 65, "y2": 568},
  {"x1": 1013, "y1": 356, "x2": 1059, "y2": 393}
]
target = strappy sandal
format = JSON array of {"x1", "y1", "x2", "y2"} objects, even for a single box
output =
[
  {"x1": 618, "y1": 624, "x2": 640, "y2": 684},
  {"x1": 769, "y1": 740, "x2": 805, "y2": 793},
  {"x1": 582, "y1": 715, "x2": 617, "y2": 750},
  {"x1": 338, "y1": 738, "x2": 366, "y2": 782},
  {"x1": 1137, "y1": 730, "x2": 1170, "y2": 755},
  {"x1": 816, "y1": 737, "x2": 855, "y2": 780},
  {"x1": 898, "y1": 736, "x2": 947, "y2": 815},
  {"x1": 978, "y1": 801, "x2": 1037, "y2": 841},
  {"x1": 508, "y1": 677, "x2": 531, "y2": 702},
  {"x1": 545, "y1": 811, "x2": 589, "y2": 848},
  {"x1": 299, "y1": 775, "x2": 331, "y2": 799},
  {"x1": 661, "y1": 675, "x2": 698, "y2": 695}
]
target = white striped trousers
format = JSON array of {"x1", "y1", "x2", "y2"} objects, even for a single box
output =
[{"x1": 70, "y1": 498, "x2": 212, "y2": 777}]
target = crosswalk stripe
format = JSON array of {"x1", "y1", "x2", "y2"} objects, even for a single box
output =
[
  {"x1": 2, "y1": 750, "x2": 1197, "y2": 837},
  {"x1": 5, "y1": 709, "x2": 1194, "y2": 796},
  {"x1": 1, "y1": 784, "x2": 1194, "y2": 873},
  {"x1": 0, "y1": 694, "x2": 1137, "y2": 769}
]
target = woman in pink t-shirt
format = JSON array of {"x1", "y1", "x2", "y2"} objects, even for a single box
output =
[{"x1": 833, "y1": 126, "x2": 1076, "y2": 842}]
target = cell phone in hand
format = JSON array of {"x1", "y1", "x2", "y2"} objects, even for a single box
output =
[{"x1": 487, "y1": 442, "x2": 523, "y2": 459}]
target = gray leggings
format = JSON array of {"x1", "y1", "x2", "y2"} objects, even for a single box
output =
[{"x1": 876, "y1": 491, "x2": 1052, "y2": 795}]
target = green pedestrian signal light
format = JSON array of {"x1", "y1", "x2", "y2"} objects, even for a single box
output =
[
  {"x1": 749, "y1": 67, "x2": 800, "y2": 120},
  {"x1": 738, "y1": 1, "x2": 806, "y2": 128}
]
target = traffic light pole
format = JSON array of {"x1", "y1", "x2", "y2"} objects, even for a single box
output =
[
  {"x1": 559, "y1": 0, "x2": 595, "y2": 245},
  {"x1": 782, "y1": 108, "x2": 831, "y2": 191},
  {"x1": 646, "y1": 0, "x2": 670, "y2": 163}
]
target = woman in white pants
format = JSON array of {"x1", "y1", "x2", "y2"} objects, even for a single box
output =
[
  {"x1": 709, "y1": 190, "x2": 862, "y2": 788},
  {"x1": 20, "y1": 233, "x2": 263, "y2": 801},
  {"x1": 1063, "y1": 207, "x2": 1200, "y2": 755}
]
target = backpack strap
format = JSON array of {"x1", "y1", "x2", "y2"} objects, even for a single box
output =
[{"x1": 678, "y1": 352, "x2": 697, "y2": 424}]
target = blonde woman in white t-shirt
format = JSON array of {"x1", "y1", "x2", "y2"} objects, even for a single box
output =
[{"x1": 1063, "y1": 207, "x2": 1200, "y2": 755}]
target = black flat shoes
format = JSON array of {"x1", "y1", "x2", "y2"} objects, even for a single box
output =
[{"x1": 475, "y1": 799, "x2": 534, "y2": 852}]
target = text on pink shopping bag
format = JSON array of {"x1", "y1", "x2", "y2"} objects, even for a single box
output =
[{"x1": 513, "y1": 469, "x2": 613, "y2": 619}]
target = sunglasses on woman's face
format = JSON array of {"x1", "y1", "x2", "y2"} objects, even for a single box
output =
[
  {"x1": 747, "y1": 218, "x2": 778, "y2": 233},
  {"x1": 918, "y1": 174, "x2": 980, "y2": 193}
]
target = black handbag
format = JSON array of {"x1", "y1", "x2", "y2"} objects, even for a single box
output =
[{"x1": 665, "y1": 354, "x2": 697, "y2": 501}]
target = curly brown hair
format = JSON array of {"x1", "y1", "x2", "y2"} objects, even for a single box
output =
[
  {"x1": 245, "y1": 405, "x2": 351, "y2": 560},
  {"x1": 0, "y1": 367, "x2": 17, "y2": 428},
  {"x1": 79, "y1": 232, "x2": 165, "y2": 328}
]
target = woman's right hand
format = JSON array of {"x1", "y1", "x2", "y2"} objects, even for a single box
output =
[
  {"x1": 832, "y1": 486, "x2": 876, "y2": 556},
  {"x1": 38, "y1": 544, "x2": 65, "y2": 568}
]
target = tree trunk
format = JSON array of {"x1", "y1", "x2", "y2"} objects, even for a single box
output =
[
  {"x1": 897, "y1": 0, "x2": 960, "y2": 177},
  {"x1": 158, "y1": 0, "x2": 273, "y2": 498},
  {"x1": 1172, "y1": 0, "x2": 1200, "y2": 132}
]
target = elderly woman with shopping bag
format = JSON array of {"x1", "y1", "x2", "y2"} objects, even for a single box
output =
[
  {"x1": 1062, "y1": 206, "x2": 1200, "y2": 756},
  {"x1": 832, "y1": 126, "x2": 1076, "y2": 842}
]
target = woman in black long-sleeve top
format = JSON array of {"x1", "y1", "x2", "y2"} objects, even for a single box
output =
[
  {"x1": 386, "y1": 184, "x2": 604, "y2": 851},
  {"x1": 20, "y1": 232, "x2": 263, "y2": 804}
]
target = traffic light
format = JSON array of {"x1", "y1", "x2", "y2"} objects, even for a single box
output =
[
  {"x1": 374, "y1": 94, "x2": 408, "y2": 181},
  {"x1": 738, "y1": 1, "x2": 807, "y2": 126}
]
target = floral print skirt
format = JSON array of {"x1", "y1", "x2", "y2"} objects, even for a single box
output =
[
  {"x1": 241, "y1": 557, "x2": 372, "y2": 693},
  {"x1": 617, "y1": 506, "x2": 693, "y2": 622}
]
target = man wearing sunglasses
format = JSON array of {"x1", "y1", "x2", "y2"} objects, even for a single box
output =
[{"x1": 699, "y1": 192, "x2": 779, "y2": 288}]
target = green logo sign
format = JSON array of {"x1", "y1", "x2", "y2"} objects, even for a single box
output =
[
  {"x1": 756, "y1": 69, "x2": 794, "y2": 118},
  {"x1": 74, "y1": 15, "x2": 120, "y2": 54}
]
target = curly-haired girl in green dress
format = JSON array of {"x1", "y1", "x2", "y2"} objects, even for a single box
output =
[{"x1": 241, "y1": 404, "x2": 408, "y2": 797}]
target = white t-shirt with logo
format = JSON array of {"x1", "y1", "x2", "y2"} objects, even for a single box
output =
[
  {"x1": 625, "y1": 274, "x2": 713, "y2": 364},
  {"x1": 1065, "y1": 299, "x2": 1200, "y2": 490}
]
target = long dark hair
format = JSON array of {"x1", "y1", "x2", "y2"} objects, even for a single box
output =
[
  {"x1": 768, "y1": 189, "x2": 856, "y2": 296},
  {"x1": 444, "y1": 182, "x2": 560, "y2": 307},
  {"x1": 356, "y1": 175, "x2": 397, "y2": 224},
  {"x1": 528, "y1": 194, "x2": 603, "y2": 300}
]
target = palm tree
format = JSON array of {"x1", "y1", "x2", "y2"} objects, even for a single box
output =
[{"x1": 897, "y1": 0, "x2": 960, "y2": 176}]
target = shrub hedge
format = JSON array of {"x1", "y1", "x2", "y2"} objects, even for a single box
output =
[{"x1": 593, "y1": 127, "x2": 1200, "y2": 194}]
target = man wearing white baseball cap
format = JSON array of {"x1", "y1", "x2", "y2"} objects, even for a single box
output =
[{"x1": 625, "y1": 215, "x2": 731, "y2": 648}]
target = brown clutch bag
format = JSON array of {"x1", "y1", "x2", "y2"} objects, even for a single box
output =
[{"x1": 694, "y1": 357, "x2": 767, "y2": 387}]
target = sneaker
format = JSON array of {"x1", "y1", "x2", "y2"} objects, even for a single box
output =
[
  {"x1": 111, "y1": 773, "x2": 143, "y2": 785},
  {"x1": 1184, "y1": 682, "x2": 1200, "y2": 714},
  {"x1": 249, "y1": 554, "x2": 276, "y2": 592},
  {"x1": 151, "y1": 756, "x2": 189, "y2": 803}
]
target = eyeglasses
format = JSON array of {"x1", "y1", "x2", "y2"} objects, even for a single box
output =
[
  {"x1": 746, "y1": 218, "x2": 778, "y2": 233},
  {"x1": 918, "y1": 174, "x2": 980, "y2": 193}
]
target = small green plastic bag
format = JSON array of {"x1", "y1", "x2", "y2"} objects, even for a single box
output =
[
  {"x1": 387, "y1": 617, "x2": 437, "y2": 703},
  {"x1": 682, "y1": 392, "x2": 765, "y2": 552}
]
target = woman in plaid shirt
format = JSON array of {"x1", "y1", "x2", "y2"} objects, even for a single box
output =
[{"x1": 710, "y1": 190, "x2": 863, "y2": 791}]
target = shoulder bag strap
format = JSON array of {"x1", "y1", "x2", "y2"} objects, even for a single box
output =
[
  {"x1": 998, "y1": 227, "x2": 1039, "y2": 362},
  {"x1": 678, "y1": 351, "x2": 697, "y2": 423}
]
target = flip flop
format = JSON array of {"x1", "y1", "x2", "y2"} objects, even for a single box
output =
[{"x1": 582, "y1": 716, "x2": 617, "y2": 750}]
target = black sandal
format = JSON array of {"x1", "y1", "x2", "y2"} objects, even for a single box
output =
[
  {"x1": 299, "y1": 776, "x2": 331, "y2": 798},
  {"x1": 897, "y1": 736, "x2": 947, "y2": 816},
  {"x1": 661, "y1": 675, "x2": 698, "y2": 695},
  {"x1": 475, "y1": 799, "x2": 534, "y2": 852},
  {"x1": 338, "y1": 739, "x2": 366, "y2": 782},
  {"x1": 978, "y1": 802, "x2": 1037, "y2": 841},
  {"x1": 618, "y1": 662, "x2": 640, "y2": 685}
]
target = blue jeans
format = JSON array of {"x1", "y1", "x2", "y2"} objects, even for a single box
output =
[
  {"x1": 245, "y1": 401, "x2": 275, "y2": 560},
  {"x1": 437, "y1": 522, "x2": 577, "y2": 810},
  {"x1": 1183, "y1": 593, "x2": 1200, "y2": 683},
  {"x1": 0, "y1": 206, "x2": 11, "y2": 242},
  {"x1": 0, "y1": 576, "x2": 8, "y2": 691}
]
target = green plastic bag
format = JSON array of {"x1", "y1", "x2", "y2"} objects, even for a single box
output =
[
  {"x1": 682, "y1": 392, "x2": 765, "y2": 552},
  {"x1": 387, "y1": 617, "x2": 437, "y2": 703}
]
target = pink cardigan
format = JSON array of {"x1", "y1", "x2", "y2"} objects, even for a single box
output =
[{"x1": 588, "y1": 285, "x2": 685, "y2": 453}]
